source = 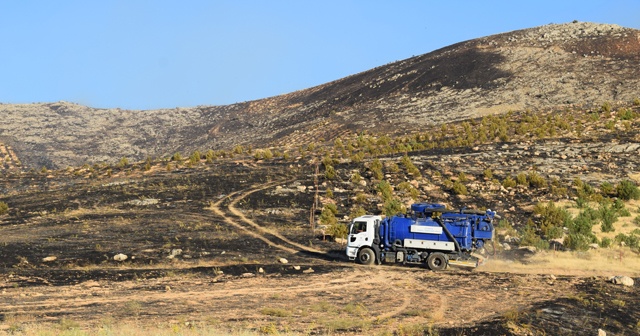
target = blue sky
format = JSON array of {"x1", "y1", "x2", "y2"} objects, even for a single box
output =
[{"x1": 1, "y1": 1, "x2": 638, "y2": 110}]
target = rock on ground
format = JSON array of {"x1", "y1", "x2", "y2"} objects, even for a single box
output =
[{"x1": 610, "y1": 276, "x2": 634, "y2": 287}]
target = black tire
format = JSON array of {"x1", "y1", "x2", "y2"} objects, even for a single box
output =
[
  {"x1": 357, "y1": 247, "x2": 376, "y2": 265},
  {"x1": 427, "y1": 252, "x2": 448, "y2": 271}
]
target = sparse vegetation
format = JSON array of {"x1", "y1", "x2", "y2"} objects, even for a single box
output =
[
  {"x1": 0, "y1": 201, "x2": 8, "y2": 215},
  {"x1": 616, "y1": 180, "x2": 640, "y2": 200}
]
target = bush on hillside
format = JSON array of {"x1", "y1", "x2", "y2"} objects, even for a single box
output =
[{"x1": 616, "y1": 180, "x2": 640, "y2": 200}]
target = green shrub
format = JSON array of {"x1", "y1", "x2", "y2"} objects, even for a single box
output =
[
  {"x1": 0, "y1": 201, "x2": 8, "y2": 215},
  {"x1": 483, "y1": 168, "x2": 493, "y2": 179},
  {"x1": 614, "y1": 233, "x2": 639, "y2": 249},
  {"x1": 564, "y1": 233, "x2": 592, "y2": 251},
  {"x1": 634, "y1": 215, "x2": 640, "y2": 226},
  {"x1": 616, "y1": 180, "x2": 640, "y2": 200},
  {"x1": 516, "y1": 173, "x2": 528, "y2": 186},
  {"x1": 569, "y1": 207, "x2": 598, "y2": 236},
  {"x1": 370, "y1": 159, "x2": 384, "y2": 180},
  {"x1": 117, "y1": 157, "x2": 129, "y2": 168},
  {"x1": 326, "y1": 188, "x2": 334, "y2": 199},
  {"x1": 171, "y1": 152, "x2": 182, "y2": 161},
  {"x1": 527, "y1": 171, "x2": 547, "y2": 188},
  {"x1": 324, "y1": 165, "x2": 336, "y2": 179},
  {"x1": 397, "y1": 182, "x2": 419, "y2": 200},
  {"x1": 600, "y1": 181, "x2": 614, "y2": 195},
  {"x1": 351, "y1": 172, "x2": 362, "y2": 184},
  {"x1": 598, "y1": 203, "x2": 617, "y2": 233},
  {"x1": 452, "y1": 181, "x2": 468, "y2": 195},
  {"x1": 354, "y1": 193, "x2": 367, "y2": 204},
  {"x1": 605, "y1": 120, "x2": 615, "y2": 130},
  {"x1": 502, "y1": 176, "x2": 516, "y2": 188},
  {"x1": 189, "y1": 151, "x2": 201, "y2": 165},
  {"x1": 401, "y1": 155, "x2": 421, "y2": 178},
  {"x1": 383, "y1": 198, "x2": 405, "y2": 217},
  {"x1": 520, "y1": 220, "x2": 549, "y2": 250},
  {"x1": 324, "y1": 203, "x2": 338, "y2": 215},
  {"x1": 613, "y1": 199, "x2": 631, "y2": 217},
  {"x1": 349, "y1": 207, "x2": 366, "y2": 219},
  {"x1": 319, "y1": 204, "x2": 338, "y2": 226},
  {"x1": 600, "y1": 237, "x2": 612, "y2": 248},
  {"x1": 377, "y1": 181, "x2": 394, "y2": 203},
  {"x1": 618, "y1": 108, "x2": 637, "y2": 120},
  {"x1": 534, "y1": 201, "x2": 570, "y2": 239}
]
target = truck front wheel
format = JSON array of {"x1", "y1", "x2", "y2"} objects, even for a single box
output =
[
  {"x1": 357, "y1": 247, "x2": 375, "y2": 265},
  {"x1": 427, "y1": 252, "x2": 448, "y2": 271}
]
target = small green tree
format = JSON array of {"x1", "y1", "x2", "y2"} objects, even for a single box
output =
[
  {"x1": 0, "y1": 201, "x2": 8, "y2": 215},
  {"x1": 452, "y1": 181, "x2": 468, "y2": 195},
  {"x1": 117, "y1": 157, "x2": 129, "y2": 168},
  {"x1": 319, "y1": 204, "x2": 338, "y2": 226},
  {"x1": 377, "y1": 180, "x2": 394, "y2": 203},
  {"x1": 349, "y1": 206, "x2": 366, "y2": 219},
  {"x1": 370, "y1": 159, "x2": 384, "y2": 180},
  {"x1": 351, "y1": 171, "x2": 362, "y2": 184},
  {"x1": 600, "y1": 181, "x2": 614, "y2": 195},
  {"x1": 483, "y1": 168, "x2": 493, "y2": 179},
  {"x1": 324, "y1": 165, "x2": 336, "y2": 179},
  {"x1": 502, "y1": 176, "x2": 516, "y2": 188},
  {"x1": 401, "y1": 155, "x2": 421, "y2": 178},
  {"x1": 398, "y1": 182, "x2": 419, "y2": 200},
  {"x1": 599, "y1": 203, "x2": 617, "y2": 233},
  {"x1": 383, "y1": 198, "x2": 405, "y2": 217},
  {"x1": 616, "y1": 180, "x2": 640, "y2": 200},
  {"x1": 533, "y1": 201, "x2": 570, "y2": 239},
  {"x1": 527, "y1": 171, "x2": 547, "y2": 188},
  {"x1": 516, "y1": 173, "x2": 528, "y2": 186}
]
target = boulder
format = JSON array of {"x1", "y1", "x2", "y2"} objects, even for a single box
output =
[
  {"x1": 42, "y1": 256, "x2": 57, "y2": 262},
  {"x1": 610, "y1": 276, "x2": 634, "y2": 287},
  {"x1": 113, "y1": 253, "x2": 128, "y2": 261},
  {"x1": 278, "y1": 257, "x2": 288, "y2": 264},
  {"x1": 518, "y1": 246, "x2": 537, "y2": 253}
]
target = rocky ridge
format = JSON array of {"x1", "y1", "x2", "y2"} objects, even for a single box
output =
[{"x1": 1, "y1": 22, "x2": 639, "y2": 168}]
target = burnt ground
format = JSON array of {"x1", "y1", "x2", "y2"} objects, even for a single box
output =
[{"x1": 0, "y1": 155, "x2": 639, "y2": 335}]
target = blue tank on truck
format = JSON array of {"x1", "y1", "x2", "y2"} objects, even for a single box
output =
[{"x1": 346, "y1": 203, "x2": 497, "y2": 270}]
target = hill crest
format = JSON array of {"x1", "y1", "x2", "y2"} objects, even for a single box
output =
[{"x1": 1, "y1": 21, "x2": 639, "y2": 168}]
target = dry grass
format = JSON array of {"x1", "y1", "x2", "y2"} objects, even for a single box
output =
[
  {"x1": 5, "y1": 320, "x2": 293, "y2": 336},
  {"x1": 482, "y1": 249, "x2": 640, "y2": 276}
]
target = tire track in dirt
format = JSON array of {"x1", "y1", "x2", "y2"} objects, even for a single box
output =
[
  {"x1": 208, "y1": 180, "x2": 324, "y2": 256},
  {"x1": 1, "y1": 269, "x2": 388, "y2": 317},
  {"x1": 226, "y1": 184, "x2": 325, "y2": 255},
  {"x1": 208, "y1": 181, "x2": 298, "y2": 254}
]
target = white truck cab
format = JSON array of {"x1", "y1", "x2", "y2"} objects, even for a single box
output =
[{"x1": 346, "y1": 215, "x2": 381, "y2": 261}]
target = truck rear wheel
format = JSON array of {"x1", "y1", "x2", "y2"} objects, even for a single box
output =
[
  {"x1": 357, "y1": 247, "x2": 375, "y2": 265},
  {"x1": 427, "y1": 252, "x2": 448, "y2": 271}
]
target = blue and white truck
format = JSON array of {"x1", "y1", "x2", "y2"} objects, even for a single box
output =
[{"x1": 346, "y1": 203, "x2": 496, "y2": 270}]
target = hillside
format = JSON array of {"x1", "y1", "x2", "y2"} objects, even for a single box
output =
[{"x1": 1, "y1": 21, "x2": 639, "y2": 169}]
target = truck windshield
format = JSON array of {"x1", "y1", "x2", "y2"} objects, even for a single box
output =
[{"x1": 350, "y1": 221, "x2": 367, "y2": 234}]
